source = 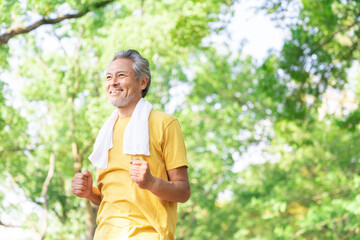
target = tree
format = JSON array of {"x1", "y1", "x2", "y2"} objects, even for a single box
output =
[
  {"x1": 216, "y1": 0, "x2": 360, "y2": 238},
  {"x1": 0, "y1": 0, "x2": 118, "y2": 69},
  {"x1": 3, "y1": 0, "x2": 359, "y2": 239},
  {"x1": 0, "y1": 0, "x2": 238, "y2": 239},
  {"x1": 173, "y1": 46, "x2": 277, "y2": 239},
  {"x1": 261, "y1": 0, "x2": 360, "y2": 120},
  {"x1": 177, "y1": 0, "x2": 360, "y2": 238}
]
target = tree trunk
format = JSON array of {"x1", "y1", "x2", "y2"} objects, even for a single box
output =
[
  {"x1": 72, "y1": 141, "x2": 98, "y2": 239},
  {"x1": 85, "y1": 200, "x2": 98, "y2": 240},
  {"x1": 39, "y1": 153, "x2": 55, "y2": 240}
]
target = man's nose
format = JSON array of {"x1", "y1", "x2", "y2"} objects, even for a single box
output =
[{"x1": 109, "y1": 76, "x2": 119, "y2": 85}]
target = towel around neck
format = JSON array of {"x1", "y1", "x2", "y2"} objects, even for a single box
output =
[{"x1": 88, "y1": 98, "x2": 153, "y2": 169}]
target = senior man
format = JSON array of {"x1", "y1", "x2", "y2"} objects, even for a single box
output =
[{"x1": 71, "y1": 49, "x2": 190, "y2": 240}]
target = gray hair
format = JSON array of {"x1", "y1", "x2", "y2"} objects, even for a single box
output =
[{"x1": 112, "y1": 49, "x2": 151, "y2": 98}]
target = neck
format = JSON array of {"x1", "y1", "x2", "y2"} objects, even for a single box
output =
[{"x1": 116, "y1": 97, "x2": 142, "y2": 118}]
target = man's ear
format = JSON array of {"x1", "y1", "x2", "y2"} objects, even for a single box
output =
[{"x1": 140, "y1": 77, "x2": 149, "y2": 90}]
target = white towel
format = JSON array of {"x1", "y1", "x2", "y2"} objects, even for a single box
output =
[{"x1": 88, "y1": 98, "x2": 153, "y2": 169}]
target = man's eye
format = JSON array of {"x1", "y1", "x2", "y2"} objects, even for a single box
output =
[
  {"x1": 118, "y1": 74, "x2": 124, "y2": 77},
  {"x1": 106, "y1": 76, "x2": 111, "y2": 80}
]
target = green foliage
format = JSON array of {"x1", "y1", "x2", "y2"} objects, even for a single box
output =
[
  {"x1": 226, "y1": 117, "x2": 360, "y2": 239},
  {"x1": 0, "y1": 0, "x2": 239, "y2": 238},
  {"x1": 0, "y1": 45, "x2": 10, "y2": 69},
  {"x1": 260, "y1": 0, "x2": 360, "y2": 120},
  {"x1": 1, "y1": 0, "x2": 360, "y2": 239},
  {"x1": 0, "y1": 81, "x2": 28, "y2": 177},
  {"x1": 211, "y1": 1, "x2": 360, "y2": 238}
]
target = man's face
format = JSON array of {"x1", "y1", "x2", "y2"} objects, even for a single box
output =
[{"x1": 105, "y1": 58, "x2": 145, "y2": 108}]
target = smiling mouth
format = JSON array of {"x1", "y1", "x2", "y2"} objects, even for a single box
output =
[{"x1": 109, "y1": 88, "x2": 123, "y2": 95}]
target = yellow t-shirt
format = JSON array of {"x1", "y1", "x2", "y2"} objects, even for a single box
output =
[{"x1": 93, "y1": 110, "x2": 188, "y2": 240}]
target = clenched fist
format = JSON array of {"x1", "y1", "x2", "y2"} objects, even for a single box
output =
[
  {"x1": 71, "y1": 170, "x2": 93, "y2": 198},
  {"x1": 129, "y1": 159, "x2": 155, "y2": 189}
]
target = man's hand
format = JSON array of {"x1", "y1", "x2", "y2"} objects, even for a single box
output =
[
  {"x1": 130, "y1": 159, "x2": 190, "y2": 203},
  {"x1": 71, "y1": 170, "x2": 93, "y2": 198},
  {"x1": 129, "y1": 159, "x2": 155, "y2": 189}
]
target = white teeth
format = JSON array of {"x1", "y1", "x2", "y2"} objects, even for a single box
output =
[{"x1": 110, "y1": 89, "x2": 121, "y2": 94}]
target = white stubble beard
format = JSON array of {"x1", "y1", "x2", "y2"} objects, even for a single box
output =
[{"x1": 108, "y1": 92, "x2": 136, "y2": 108}]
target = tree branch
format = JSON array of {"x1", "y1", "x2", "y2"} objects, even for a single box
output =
[
  {"x1": 80, "y1": 135, "x2": 97, "y2": 157},
  {"x1": 0, "y1": 219, "x2": 20, "y2": 228},
  {"x1": 39, "y1": 153, "x2": 55, "y2": 240},
  {"x1": 0, "y1": 0, "x2": 115, "y2": 45},
  {"x1": 0, "y1": 146, "x2": 37, "y2": 153},
  {"x1": 293, "y1": 212, "x2": 349, "y2": 238},
  {"x1": 310, "y1": 19, "x2": 360, "y2": 56}
]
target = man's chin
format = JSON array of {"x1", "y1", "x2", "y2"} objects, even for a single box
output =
[
  {"x1": 108, "y1": 97, "x2": 133, "y2": 108},
  {"x1": 108, "y1": 94, "x2": 137, "y2": 108},
  {"x1": 109, "y1": 99, "x2": 125, "y2": 107}
]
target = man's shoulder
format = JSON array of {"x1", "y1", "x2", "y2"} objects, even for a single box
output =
[
  {"x1": 149, "y1": 110, "x2": 180, "y2": 132},
  {"x1": 149, "y1": 109, "x2": 177, "y2": 123}
]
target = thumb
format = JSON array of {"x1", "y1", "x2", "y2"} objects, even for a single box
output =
[
  {"x1": 83, "y1": 170, "x2": 93, "y2": 186},
  {"x1": 83, "y1": 170, "x2": 92, "y2": 177}
]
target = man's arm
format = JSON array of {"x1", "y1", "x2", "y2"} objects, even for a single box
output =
[
  {"x1": 130, "y1": 159, "x2": 191, "y2": 203},
  {"x1": 71, "y1": 170, "x2": 102, "y2": 205},
  {"x1": 87, "y1": 186, "x2": 102, "y2": 205}
]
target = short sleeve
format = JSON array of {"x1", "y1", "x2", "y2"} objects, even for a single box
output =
[{"x1": 162, "y1": 119, "x2": 188, "y2": 170}]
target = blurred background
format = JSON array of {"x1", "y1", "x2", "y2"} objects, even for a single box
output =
[{"x1": 1, "y1": 0, "x2": 359, "y2": 239}]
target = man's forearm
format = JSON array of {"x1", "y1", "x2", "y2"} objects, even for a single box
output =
[
  {"x1": 148, "y1": 177, "x2": 191, "y2": 203},
  {"x1": 88, "y1": 186, "x2": 102, "y2": 205},
  {"x1": 129, "y1": 161, "x2": 191, "y2": 202}
]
